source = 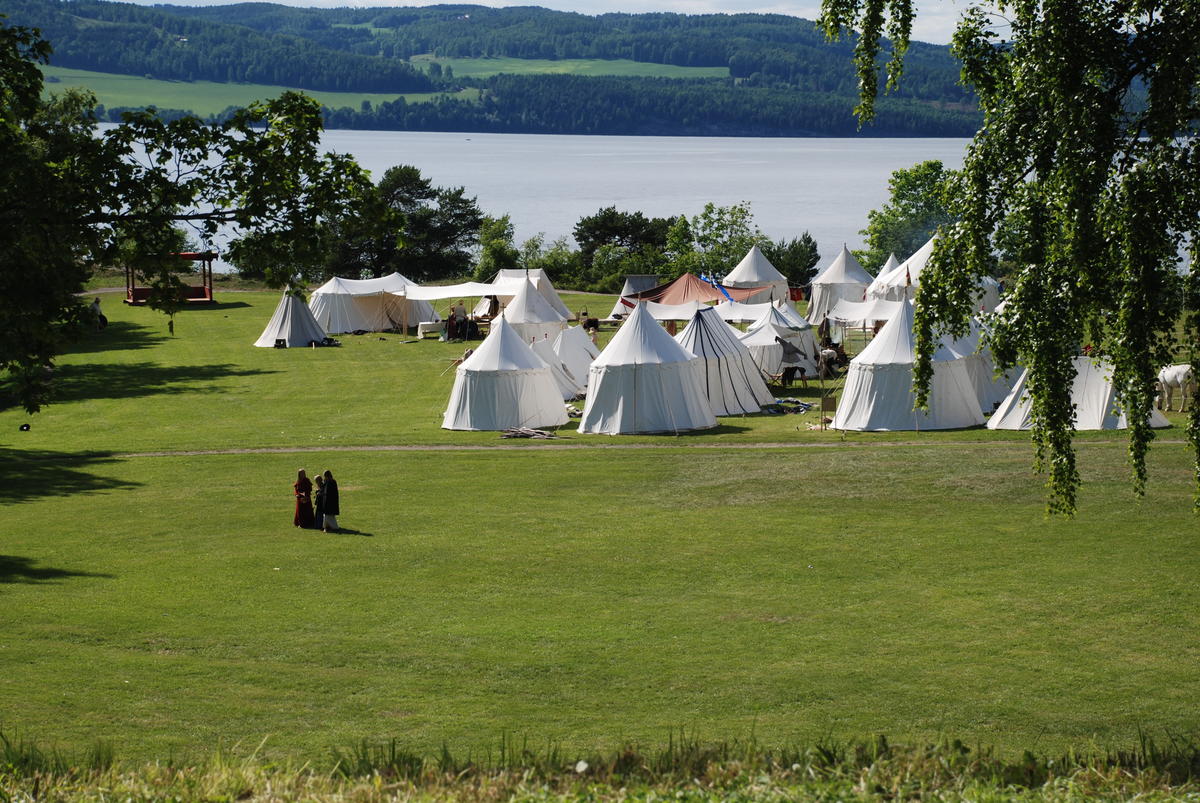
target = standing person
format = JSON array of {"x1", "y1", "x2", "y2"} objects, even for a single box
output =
[
  {"x1": 313, "y1": 474, "x2": 326, "y2": 531},
  {"x1": 293, "y1": 469, "x2": 315, "y2": 528},
  {"x1": 91, "y1": 297, "x2": 108, "y2": 331},
  {"x1": 321, "y1": 470, "x2": 340, "y2": 533}
]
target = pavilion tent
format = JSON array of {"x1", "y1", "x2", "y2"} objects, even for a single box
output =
[
  {"x1": 629, "y1": 273, "x2": 765, "y2": 305},
  {"x1": 675, "y1": 307, "x2": 774, "y2": 416},
  {"x1": 712, "y1": 299, "x2": 770, "y2": 323},
  {"x1": 808, "y1": 245, "x2": 874, "y2": 325},
  {"x1": 614, "y1": 299, "x2": 707, "y2": 321},
  {"x1": 987, "y1": 357, "x2": 1171, "y2": 430},
  {"x1": 939, "y1": 319, "x2": 1014, "y2": 412},
  {"x1": 827, "y1": 297, "x2": 903, "y2": 327},
  {"x1": 866, "y1": 236, "x2": 1002, "y2": 312},
  {"x1": 745, "y1": 304, "x2": 820, "y2": 371},
  {"x1": 579, "y1": 302, "x2": 717, "y2": 435},
  {"x1": 530, "y1": 336, "x2": 584, "y2": 400},
  {"x1": 500, "y1": 278, "x2": 569, "y2": 343},
  {"x1": 607, "y1": 275, "x2": 661, "y2": 319},
  {"x1": 864, "y1": 253, "x2": 900, "y2": 299},
  {"x1": 831, "y1": 300, "x2": 984, "y2": 431},
  {"x1": 722, "y1": 245, "x2": 789, "y2": 303},
  {"x1": 253, "y1": 291, "x2": 328, "y2": 348},
  {"x1": 770, "y1": 299, "x2": 814, "y2": 331},
  {"x1": 552, "y1": 325, "x2": 600, "y2": 389},
  {"x1": 442, "y1": 316, "x2": 568, "y2": 431},
  {"x1": 495, "y1": 268, "x2": 573, "y2": 320},
  {"x1": 309, "y1": 273, "x2": 438, "y2": 334}
]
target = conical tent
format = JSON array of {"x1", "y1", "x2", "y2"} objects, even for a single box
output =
[
  {"x1": 309, "y1": 273, "x2": 438, "y2": 334},
  {"x1": 723, "y1": 245, "x2": 788, "y2": 303},
  {"x1": 865, "y1": 253, "x2": 900, "y2": 299},
  {"x1": 579, "y1": 302, "x2": 717, "y2": 435},
  {"x1": 496, "y1": 268, "x2": 573, "y2": 320},
  {"x1": 442, "y1": 317, "x2": 568, "y2": 431},
  {"x1": 939, "y1": 319, "x2": 1014, "y2": 412},
  {"x1": 675, "y1": 308, "x2": 774, "y2": 416},
  {"x1": 741, "y1": 304, "x2": 819, "y2": 376},
  {"x1": 629, "y1": 273, "x2": 765, "y2": 305},
  {"x1": 987, "y1": 357, "x2": 1171, "y2": 430},
  {"x1": 253, "y1": 291, "x2": 328, "y2": 348},
  {"x1": 553, "y1": 325, "x2": 600, "y2": 389},
  {"x1": 501, "y1": 278, "x2": 568, "y2": 343},
  {"x1": 808, "y1": 245, "x2": 873, "y2": 324},
  {"x1": 866, "y1": 237, "x2": 1001, "y2": 311},
  {"x1": 530, "y1": 336, "x2": 584, "y2": 400},
  {"x1": 608, "y1": 275, "x2": 661, "y2": 318},
  {"x1": 832, "y1": 300, "x2": 984, "y2": 431}
]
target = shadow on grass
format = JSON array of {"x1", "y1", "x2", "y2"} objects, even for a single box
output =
[
  {"x1": 192, "y1": 300, "x2": 252, "y2": 312},
  {"x1": 0, "y1": 447, "x2": 140, "y2": 504},
  {"x1": 0, "y1": 555, "x2": 114, "y2": 586},
  {"x1": 61, "y1": 321, "x2": 168, "y2": 356},
  {"x1": 333, "y1": 528, "x2": 373, "y2": 537},
  {"x1": 45, "y1": 362, "x2": 277, "y2": 405}
]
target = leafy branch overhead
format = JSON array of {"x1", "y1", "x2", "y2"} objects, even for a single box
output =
[{"x1": 822, "y1": 0, "x2": 1200, "y2": 512}]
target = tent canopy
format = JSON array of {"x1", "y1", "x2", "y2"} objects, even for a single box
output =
[
  {"x1": 309, "y1": 272, "x2": 438, "y2": 333},
  {"x1": 723, "y1": 246, "x2": 789, "y2": 302},
  {"x1": 630, "y1": 273, "x2": 766, "y2": 305},
  {"x1": 254, "y1": 291, "x2": 327, "y2": 348},
  {"x1": 608, "y1": 274, "x2": 662, "y2": 318},
  {"x1": 675, "y1": 307, "x2": 774, "y2": 416}
]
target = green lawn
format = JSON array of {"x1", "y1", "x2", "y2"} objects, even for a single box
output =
[
  {"x1": 39, "y1": 65, "x2": 475, "y2": 117},
  {"x1": 409, "y1": 53, "x2": 729, "y2": 79},
  {"x1": 2, "y1": 290, "x2": 1197, "y2": 765}
]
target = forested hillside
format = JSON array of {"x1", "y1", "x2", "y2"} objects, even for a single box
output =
[{"x1": 10, "y1": 0, "x2": 981, "y2": 136}]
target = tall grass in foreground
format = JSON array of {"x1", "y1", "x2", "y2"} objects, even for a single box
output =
[{"x1": 3, "y1": 732, "x2": 1198, "y2": 801}]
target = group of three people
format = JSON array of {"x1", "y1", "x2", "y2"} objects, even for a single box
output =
[{"x1": 293, "y1": 469, "x2": 340, "y2": 533}]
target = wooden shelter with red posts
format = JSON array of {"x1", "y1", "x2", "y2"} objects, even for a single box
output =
[{"x1": 124, "y1": 251, "x2": 217, "y2": 305}]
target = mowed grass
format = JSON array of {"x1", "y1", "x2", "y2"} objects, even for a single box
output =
[
  {"x1": 2, "y1": 290, "x2": 1198, "y2": 764},
  {"x1": 408, "y1": 53, "x2": 730, "y2": 79},
  {"x1": 39, "y1": 65, "x2": 476, "y2": 117}
]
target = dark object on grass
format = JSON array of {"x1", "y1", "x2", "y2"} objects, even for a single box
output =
[
  {"x1": 19, "y1": 423, "x2": 30, "y2": 431},
  {"x1": 275, "y1": 339, "x2": 287, "y2": 348},
  {"x1": 583, "y1": 317, "x2": 600, "y2": 330}
]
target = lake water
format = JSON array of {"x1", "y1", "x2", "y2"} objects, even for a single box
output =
[{"x1": 325, "y1": 130, "x2": 971, "y2": 266}]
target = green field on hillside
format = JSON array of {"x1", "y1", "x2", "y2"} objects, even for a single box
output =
[
  {"x1": 409, "y1": 53, "x2": 729, "y2": 79},
  {"x1": 39, "y1": 65, "x2": 476, "y2": 116},
  {"x1": 2, "y1": 291, "x2": 1196, "y2": 765}
]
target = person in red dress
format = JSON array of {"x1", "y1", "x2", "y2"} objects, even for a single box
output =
[{"x1": 293, "y1": 469, "x2": 315, "y2": 528}]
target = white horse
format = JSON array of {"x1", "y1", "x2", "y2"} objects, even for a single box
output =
[{"x1": 1156, "y1": 364, "x2": 1195, "y2": 411}]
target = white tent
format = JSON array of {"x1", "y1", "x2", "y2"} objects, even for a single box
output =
[
  {"x1": 553, "y1": 325, "x2": 600, "y2": 390},
  {"x1": 675, "y1": 307, "x2": 774, "y2": 416},
  {"x1": 866, "y1": 237, "x2": 1001, "y2": 312},
  {"x1": 442, "y1": 316, "x2": 568, "y2": 431},
  {"x1": 808, "y1": 245, "x2": 873, "y2": 325},
  {"x1": 579, "y1": 302, "x2": 717, "y2": 435},
  {"x1": 939, "y1": 319, "x2": 1014, "y2": 412},
  {"x1": 770, "y1": 299, "x2": 814, "y2": 331},
  {"x1": 712, "y1": 299, "x2": 769, "y2": 323},
  {"x1": 608, "y1": 275, "x2": 661, "y2": 319},
  {"x1": 722, "y1": 245, "x2": 788, "y2": 303},
  {"x1": 741, "y1": 304, "x2": 820, "y2": 377},
  {"x1": 530, "y1": 336, "x2": 584, "y2": 400},
  {"x1": 496, "y1": 269, "x2": 573, "y2": 320},
  {"x1": 309, "y1": 273, "x2": 438, "y2": 334},
  {"x1": 253, "y1": 291, "x2": 328, "y2": 348},
  {"x1": 987, "y1": 357, "x2": 1171, "y2": 430},
  {"x1": 864, "y1": 253, "x2": 900, "y2": 299},
  {"x1": 827, "y1": 297, "x2": 903, "y2": 327},
  {"x1": 501, "y1": 278, "x2": 569, "y2": 343},
  {"x1": 832, "y1": 300, "x2": 984, "y2": 431}
]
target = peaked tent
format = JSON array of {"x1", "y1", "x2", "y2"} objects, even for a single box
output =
[
  {"x1": 939, "y1": 319, "x2": 1014, "y2": 412},
  {"x1": 723, "y1": 245, "x2": 789, "y2": 303},
  {"x1": 832, "y1": 300, "x2": 984, "y2": 431},
  {"x1": 864, "y1": 253, "x2": 900, "y2": 299},
  {"x1": 740, "y1": 319, "x2": 818, "y2": 377},
  {"x1": 496, "y1": 268, "x2": 573, "y2": 320},
  {"x1": 866, "y1": 237, "x2": 1001, "y2": 312},
  {"x1": 770, "y1": 299, "x2": 814, "y2": 331},
  {"x1": 987, "y1": 357, "x2": 1171, "y2": 430},
  {"x1": 501, "y1": 278, "x2": 569, "y2": 342},
  {"x1": 442, "y1": 317, "x2": 568, "y2": 431},
  {"x1": 309, "y1": 273, "x2": 438, "y2": 334},
  {"x1": 827, "y1": 297, "x2": 903, "y2": 327},
  {"x1": 608, "y1": 275, "x2": 661, "y2": 319},
  {"x1": 579, "y1": 302, "x2": 717, "y2": 435},
  {"x1": 675, "y1": 307, "x2": 774, "y2": 416},
  {"x1": 530, "y1": 336, "x2": 584, "y2": 400},
  {"x1": 553, "y1": 325, "x2": 600, "y2": 389},
  {"x1": 630, "y1": 273, "x2": 765, "y2": 305},
  {"x1": 808, "y1": 245, "x2": 874, "y2": 325},
  {"x1": 253, "y1": 291, "x2": 328, "y2": 348}
]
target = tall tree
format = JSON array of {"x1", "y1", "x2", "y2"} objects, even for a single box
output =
[
  {"x1": 1, "y1": 19, "x2": 371, "y2": 413},
  {"x1": 474, "y1": 214, "x2": 520, "y2": 279},
  {"x1": 821, "y1": 0, "x2": 1200, "y2": 512},
  {"x1": 857, "y1": 160, "x2": 956, "y2": 272},
  {"x1": 763, "y1": 233, "x2": 821, "y2": 286},
  {"x1": 665, "y1": 202, "x2": 768, "y2": 279}
]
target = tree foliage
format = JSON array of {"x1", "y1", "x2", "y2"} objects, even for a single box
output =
[
  {"x1": 821, "y1": 0, "x2": 1200, "y2": 512},
  {"x1": 762, "y1": 233, "x2": 822, "y2": 286},
  {"x1": 666, "y1": 202, "x2": 768, "y2": 279},
  {"x1": 1, "y1": 18, "x2": 371, "y2": 413},
  {"x1": 857, "y1": 160, "x2": 956, "y2": 273}
]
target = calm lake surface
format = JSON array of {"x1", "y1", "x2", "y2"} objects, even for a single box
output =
[{"x1": 325, "y1": 130, "x2": 971, "y2": 265}]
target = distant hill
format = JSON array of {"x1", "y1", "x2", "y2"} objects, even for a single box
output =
[{"x1": 9, "y1": 0, "x2": 981, "y2": 136}]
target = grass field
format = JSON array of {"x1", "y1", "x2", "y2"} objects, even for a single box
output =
[
  {"x1": 39, "y1": 66, "x2": 476, "y2": 117},
  {"x1": 408, "y1": 53, "x2": 729, "y2": 79},
  {"x1": 2, "y1": 290, "x2": 1197, "y2": 768}
]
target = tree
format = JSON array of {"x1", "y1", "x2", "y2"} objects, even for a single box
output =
[
  {"x1": 763, "y1": 233, "x2": 821, "y2": 286},
  {"x1": 572, "y1": 206, "x2": 673, "y2": 270},
  {"x1": 1, "y1": 19, "x2": 372, "y2": 413},
  {"x1": 821, "y1": 0, "x2": 1200, "y2": 513},
  {"x1": 857, "y1": 160, "x2": 956, "y2": 273},
  {"x1": 665, "y1": 202, "x2": 768, "y2": 279},
  {"x1": 474, "y1": 214, "x2": 519, "y2": 279}
]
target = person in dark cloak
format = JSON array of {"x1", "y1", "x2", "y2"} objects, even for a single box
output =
[
  {"x1": 321, "y1": 469, "x2": 339, "y2": 533},
  {"x1": 313, "y1": 474, "x2": 326, "y2": 531}
]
